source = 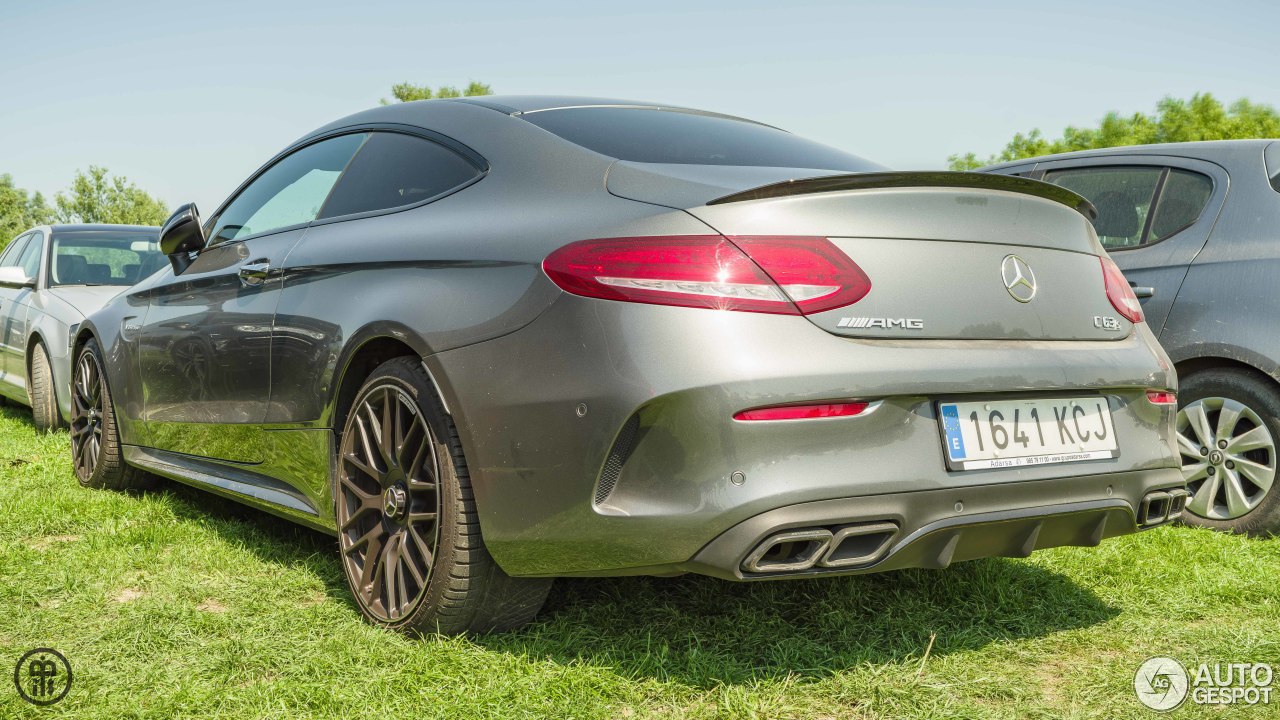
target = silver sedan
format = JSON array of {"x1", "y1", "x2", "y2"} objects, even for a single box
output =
[{"x1": 0, "y1": 224, "x2": 163, "y2": 430}]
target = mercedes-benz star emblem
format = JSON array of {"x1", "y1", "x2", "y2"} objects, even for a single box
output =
[{"x1": 1001, "y1": 254, "x2": 1037, "y2": 303}]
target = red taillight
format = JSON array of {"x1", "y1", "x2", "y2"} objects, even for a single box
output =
[
  {"x1": 1146, "y1": 390, "x2": 1177, "y2": 405},
  {"x1": 542, "y1": 235, "x2": 870, "y2": 315},
  {"x1": 733, "y1": 402, "x2": 871, "y2": 421},
  {"x1": 1100, "y1": 256, "x2": 1143, "y2": 323}
]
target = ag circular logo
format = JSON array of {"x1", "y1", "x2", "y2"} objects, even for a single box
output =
[
  {"x1": 13, "y1": 648, "x2": 72, "y2": 706},
  {"x1": 1135, "y1": 656, "x2": 1189, "y2": 712}
]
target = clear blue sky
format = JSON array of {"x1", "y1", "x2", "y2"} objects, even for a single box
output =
[{"x1": 3, "y1": 0, "x2": 1276, "y2": 215}]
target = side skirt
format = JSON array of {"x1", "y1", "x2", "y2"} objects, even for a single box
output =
[{"x1": 123, "y1": 445, "x2": 335, "y2": 535}]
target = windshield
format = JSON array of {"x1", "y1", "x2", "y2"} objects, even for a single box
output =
[
  {"x1": 521, "y1": 106, "x2": 884, "y2": 172},
  {"x1": 49, "y1": 230, "x2": 164, "y2": 287}
]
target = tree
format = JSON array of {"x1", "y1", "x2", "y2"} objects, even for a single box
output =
[
  {"x1": 948, "y1": 93, "x2": 1280, "y2": 170},
  {"x1": 0, "y1": 175, "x2": 53, "y2": 250},
  {"x1": 54, "y1": 166, "x2": 168, "y2": 226},
  {"x1": 381, "y1": 81, "x2": 493, "y2": 105}
]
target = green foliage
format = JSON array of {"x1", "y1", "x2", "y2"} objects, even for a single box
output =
[
  {"x1": 380, "y1": 80, "x2": 493, "y2": 105},
  {"x1": 53, "y1": 166, "x2": 168, "y2": 226},
  {"x1": 0, "y1": 175, "x2": 53, "y2": 250},
  {"x1": 949, "y1": 93, "x2": 1280, "y2": 170}
]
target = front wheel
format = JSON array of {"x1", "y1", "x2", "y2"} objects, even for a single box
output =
[
  {"x1": 30, "y1": 342, "x2": 60, "y2": 432},
  {"x1": 70, "y1": 339, "x2": 154, "y2": 490},
  {"x1": 1176, "y1": 368, "x2": 1280, "y2": 536},
  {"x1": 335, "y1": 357, "x2": 551, "y2": 635}
]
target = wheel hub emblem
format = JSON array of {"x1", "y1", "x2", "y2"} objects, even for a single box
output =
[
  {"x1": 1209, "y1": 450, "x2": 1224, "y2": 465},
  {"x1": 1001, "y1": 254, "x2": 1037, "y2": 303},
  {"x1": 383, "y1": 485, "x2": 407, "y2": 519}
]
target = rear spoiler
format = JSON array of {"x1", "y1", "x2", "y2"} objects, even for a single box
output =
[{"x1": 707, "y1": 171, "x2": 1097, "y2": 220}]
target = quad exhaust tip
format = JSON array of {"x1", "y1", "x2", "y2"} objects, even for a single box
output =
[
  {"x1": 741, "y1": 521, "x2": 899, "y2": 574},
  {"x1": 1138, "y1": 488, "x2": 1190, "y2": 526}
]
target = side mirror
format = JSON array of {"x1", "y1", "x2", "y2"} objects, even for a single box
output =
[
  {"x1": 159, "y1": 202, "x2": 207, "y2": 274},
  {"x1": 0, "y1": 266, "x2": 35, "y2": 289}
]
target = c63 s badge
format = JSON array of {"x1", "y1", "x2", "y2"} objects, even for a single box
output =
[
  {"x1": 838, "y1": 317, "x2": 924, "y2": 330},
  {"x1": 1094, "y1": 315, "x2": 1121, "y2": 331}
]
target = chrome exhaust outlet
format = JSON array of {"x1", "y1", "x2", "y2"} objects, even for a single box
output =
[
  {"x1": 1166, "y1": 488, "x2": 1191, "y2": 521},
  {"x1": 1138, "y1": 491, "x2": 1172, "y2": 526},
  {"x1": 741, "y1": 528, "x2": 833, "y2": 573},
  {"x1": 818, "y1": 521, "x2": 898, "y2": 568}
]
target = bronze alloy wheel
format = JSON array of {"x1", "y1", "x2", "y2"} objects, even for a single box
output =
[
  {"x1": 70, "y1": 350, "x2": 105, "y2": 480},
  {"x1": 337, "y1": 383, "x2": 442, "y2": 623}
]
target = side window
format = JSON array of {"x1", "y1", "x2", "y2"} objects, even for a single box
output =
[
  {"x1": 317, "y1": 133, "x2": 482, "y2": 220},
  {"x1": 207, "y1": 133, "x2": 368, "y2": 244},
  {"x1": 1149, "y1": 170, "x2": 1213, "y2": 241},
  {"x1": 17, "y1": 234, "x2": 43, "y2": 279},
  {"x1": 0, "y1": 233, "x2": 32, "y2": 267},
  {"x1": 1044, "y1": 167, "x2": 1162, "y2": 249}
]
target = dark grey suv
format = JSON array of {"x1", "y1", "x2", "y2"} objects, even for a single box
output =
[{"x1": 985, "y1": 140, "x2": 1280, "y2": 535}]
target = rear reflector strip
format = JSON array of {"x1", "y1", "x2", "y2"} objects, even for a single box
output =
[
  {"x1": 734, "y1": 402, "x2": 871, "y2": 421},
  {"x1": 1146, "y1": 390, "x2": 1177, "y2": 405}
]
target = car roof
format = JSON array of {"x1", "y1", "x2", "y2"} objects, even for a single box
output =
[{"x1": 982, "y1": 139, "x2": 1279, "y2": 171}]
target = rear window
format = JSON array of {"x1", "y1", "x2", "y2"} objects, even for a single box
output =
[
  {"x1": 521, "y1": 106, "x2": 883, "y2": 172},
  {"x1": 50, "y1": 230, "x2": 164, "y2": 287}
]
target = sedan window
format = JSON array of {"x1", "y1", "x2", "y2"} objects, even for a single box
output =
[
  {"x1": 49, "y1": 231, "x2": 164, "y2": 287},
  {"x1": 17, "y1": 234, "x2": 43, "y2": 279},
  {"x1": 0, "y1": 233, "x2": 31, "y2": 267},
  {"x1": 207, "y1": 133, "x2": 368, "y2": 244},
  {"x1": 317, "y1": 132, "x2": 482, "y2": 219},
  {"x1": 1150, "y1": 170, "x2": 1212, "y2": 241}
]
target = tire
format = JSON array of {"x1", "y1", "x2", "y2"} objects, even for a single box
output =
[
  {"x1": 335, "y1": 357, "x2": 551, "y2": 635},
  {"x1": 29, "y1": 342, "x2": 60, "y2": 432},
  {"x1": 70, "y1": 339, "x2": 155, "y2": 491},
  {"x1": 1176, "y1": 367, "x2": 1280, "y2": 536}
]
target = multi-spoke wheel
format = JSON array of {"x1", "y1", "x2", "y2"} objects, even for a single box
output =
[
  {"x1": 337, "y1": 384, "x2": 441, "y2": 623},
  {"x1": 70, "y1": 339, "x2": 154, "y2": 490},
  {"x1": 335, "y1": 357, "x2": 552, "y2": 635},
  {"x1": 1177, "y1": 369, "x2": 1280, "y2": 536}
]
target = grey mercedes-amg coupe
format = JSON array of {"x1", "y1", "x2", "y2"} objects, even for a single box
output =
[{"x1": 70, "y1": 96, "x2": 1186, "y2": 635}]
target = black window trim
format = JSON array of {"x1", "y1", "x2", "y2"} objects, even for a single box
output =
[
  {"x1": 202, "y1": 123, "x2": 488, "y2": 248},
  {"x1": 1042, "y1": 163, "x2": 1216, "y2": 253}
]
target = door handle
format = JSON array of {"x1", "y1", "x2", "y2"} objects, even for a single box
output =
[
  {"x1": 238, "y1": 260, "x2": 271, "y2": 288},
  {"x1": 1129, "y1": 283, "x2": 1155, "y2": 299}
]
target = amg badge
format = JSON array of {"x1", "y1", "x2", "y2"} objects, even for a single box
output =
[{"x1": 838, "y1": 317, "x2": 925, "y2": 330}]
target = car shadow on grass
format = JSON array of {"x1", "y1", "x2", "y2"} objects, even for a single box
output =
[{"x1": 477, "y1": 561, "x2": 1118, "y2": 686}]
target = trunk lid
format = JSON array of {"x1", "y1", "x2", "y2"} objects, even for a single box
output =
[{"x1": 609, "y1": 164, "x2": 1127, "y2": 341}]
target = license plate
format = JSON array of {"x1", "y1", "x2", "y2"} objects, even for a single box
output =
[{"x1": 938, "y1": 397, "x2": 1118, "y2": 471}]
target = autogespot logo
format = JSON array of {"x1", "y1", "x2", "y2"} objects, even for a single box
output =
[
  {"x1": 1135, "y1": 656, "x2": 1275, "y2": 711},
  {"x1": 1135, "y1": 656, "x2": 1189, "y2": 711}
]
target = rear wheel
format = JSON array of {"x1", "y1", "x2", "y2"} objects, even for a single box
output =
[
  {"x1": 335, "y1": 357, "x2": 551, "y2": 635},
  {"x1": 1176, "y1": 368, "x2": 1280, "y2": 536},
  {"x1": 70, "y1": 339, "x2": 154, "y2": 490},
  {"x1": 29, "y1": 342, "x2": 60, "y2": 432}
]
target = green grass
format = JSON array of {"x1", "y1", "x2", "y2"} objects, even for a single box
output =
[{"x1": 0, "y1": 404, "x2": 1277, "y2": 719}]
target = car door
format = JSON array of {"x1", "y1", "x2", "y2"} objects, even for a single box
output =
[
  {"x1": 0, "y1": 233, "x2": 34, "y2": 391},
  {"x1": 137, "y1": 133, "x2": 368, "y2": 462},
  {"x1": 1035, "y1": 156, "x2": 1226, "y2": 334},
  {"x1": 267, "y1": 130, "x2": 486, "y2": 424}
]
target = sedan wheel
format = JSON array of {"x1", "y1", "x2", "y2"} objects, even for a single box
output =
[
  {"x1": 1176, "y1": 369, "x2": 1280, "y2": 535},
  {"x1": 337, "y1": 384, "x2": 441, "y2": 623}
]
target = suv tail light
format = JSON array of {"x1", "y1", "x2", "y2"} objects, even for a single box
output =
[
  {"x1": 1100, "y1": 256, "x2": 1143, "y2": 323},
  {"x1": 542, "y1": 235, "x2": 870, "y2": 315}
]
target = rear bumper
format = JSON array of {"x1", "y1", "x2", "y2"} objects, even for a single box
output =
[
  {"x1": 680, "y1": 468, "x2": 1186, "y2": 581},
  {"x1": 431, "y1": 294, "x2": 1180, "y2": 578}
]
